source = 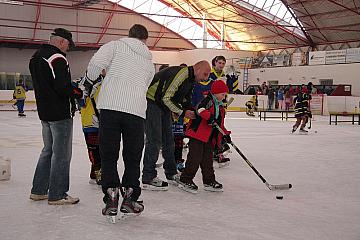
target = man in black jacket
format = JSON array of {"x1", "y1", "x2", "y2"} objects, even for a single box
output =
[{"x1": 29, "y1": 28, "x2": 82, "y2": 205}]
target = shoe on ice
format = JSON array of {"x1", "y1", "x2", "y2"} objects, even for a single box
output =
[
  {"x1": 30, "y1": 193, "x2": 48, "y2": 201},
  {"x1": 18, "y1": 113, "x2": 26, "y2": 117},
  {"x1": 177, "y1": 179, "x2": 198, "y2": 194},
  {"x1": 102, "y1": 188, "x2": 119, "y2": 216},
  {"x1": 120, "y1": 188, "x2": 144, "y2": 215},
  {"x1": 291, "y1": 126, "x2": 297, "y2": 133},
  {"x1": 48, "y1": 195, "x2": 80, "y2": 205},
  {"x1": 142, "y1": 177, "x2": 168, "y2": 191},
  {"x1": 204, "y1": 180, "x2": 223, "y2": 192}
]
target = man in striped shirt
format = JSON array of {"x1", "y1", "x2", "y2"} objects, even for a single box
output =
[
  {"x1": 86, "y1": 24, "x2": 155, "y2": 217},
  {"x1": 142, "y1": 61, "x2": 211, "y2": 191}
]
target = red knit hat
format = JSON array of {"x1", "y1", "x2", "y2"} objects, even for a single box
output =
[{"x1": 211, "y1": 80, "x2": 229, "y2": 94}]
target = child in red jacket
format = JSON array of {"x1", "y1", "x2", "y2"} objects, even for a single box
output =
[{"x1": 177, "y1": 80, "x2": 231, "y2": 193}]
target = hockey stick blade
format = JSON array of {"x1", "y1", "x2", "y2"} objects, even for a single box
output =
[
  {"x1": 214, "y1": 123, "x2": 292, "y2": 191},
  {"x1": 266, "y1": 183, "x2": 292, "y2": 190}
]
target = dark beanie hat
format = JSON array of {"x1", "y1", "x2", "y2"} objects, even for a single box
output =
[
  {"x1": 51, "y1": 28, "x2": 75, "y2": 47},
  {"x1": 211, "y1": 80, "x2": 229, "y2": 94}
]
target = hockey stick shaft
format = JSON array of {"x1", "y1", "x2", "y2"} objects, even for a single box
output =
[{"x1": 214, "y1": 124, "x2": 292, "y2": 190}]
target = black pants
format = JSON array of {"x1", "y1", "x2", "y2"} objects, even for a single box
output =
[{"x1": 99, "y1": 109, "x2": 145, "y2": 201}]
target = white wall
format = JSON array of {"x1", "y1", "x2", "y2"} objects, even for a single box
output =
[
  {"x1": 0, "y1": 48, "x2": 96, "y2": 79},
  {"x1": 2, "y1": 47, "x2": 359, "y2": 96},
  {"x1": 1, "y1": 47, "x2": 252, "y2": 79},
  {"x1": 248, "y1": 63, "x2": 360, "y2": 96}
]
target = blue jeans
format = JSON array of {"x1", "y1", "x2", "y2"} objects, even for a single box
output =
[
  {"x1": 142, "y1": 101, "x2": 177, "y2": 182},
  {"x1": 16, "y1": 99, "x2": 25, "y2": 113},
  {"x1": 31, "y1": 118, "x2": 73, "y2": 201}
]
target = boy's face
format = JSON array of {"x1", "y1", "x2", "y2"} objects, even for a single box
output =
[
  {"x1": 214, "y1": 92, "x2": 226, "y2": 101},
  {"x1": 215, "y1": 60, "x2": 226, "y2": 71}
]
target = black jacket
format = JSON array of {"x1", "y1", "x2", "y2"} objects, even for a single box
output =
[
  {"x1": 294, "y1": 92, "x2": 312, "y2": 118},
  {"x1": 147, "y1": 66, "x2": 195, "y2": 113},
  {"x1": 29, "y1": 44, "x2": 74, "y2": 121}
]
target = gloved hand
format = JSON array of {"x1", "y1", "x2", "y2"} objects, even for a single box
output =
[
  {"x1": 90, "y1": 81, "x2": 101, "y2": 98},
  {"x1": 72, "y1": 86, "x2": 83, "y2": 99},
  {"x1": 222, "y1": 134, "x2": 232, "y2": 144},
  {"x1": 207, "y1": 116, "x2": 215, "y2": 125}
]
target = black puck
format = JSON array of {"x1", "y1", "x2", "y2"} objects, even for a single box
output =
[{"x1": 276, "y1": 196, "x2": 283, "y2": 200}]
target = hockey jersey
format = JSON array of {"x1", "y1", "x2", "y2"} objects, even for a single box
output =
[{"x1": 13, "y1": 84, "x2": 26, "y2": 100}]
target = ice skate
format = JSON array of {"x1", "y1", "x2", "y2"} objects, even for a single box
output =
[
  {"x1": 119, "y1": 188, "x2": 144, "y2": 219},
  {"x1": 18, "y1": 113, "x2": 26, "y2": 117},
  {"x1": 291, "y1": 126, "x2": 297, "y2": 133},
  {"x1": 102, "y1": 188, "x2": 119, "y2": 224},
  {"x1": 88, "y1": 178, "x2": 97, "y2": 185},
  {"x1": 218, "y1": 158, "x2": 230, "y2": 168},
  {"x1": 214, "y1": 154, "x2": 230, "y2": 168},
  {"x1": 177, "y1": 179, "x2": 198, "y2": 194},
  {"x1": 166, "y1": 173, "x2": 180, "y2": 186},
  {"x1": 204, "y1": 180, "x2": 223, "y2": 192},
  {"x1": 142, "y1": 177, "x2": 169, "y2": 191},
  {"x1": 299, "y1": 128, "x2": 308, "y2": 134}
]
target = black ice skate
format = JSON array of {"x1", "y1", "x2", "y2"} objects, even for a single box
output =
[
  {"x1": 214, "y1": 153, "x2": 230, "y2": 168},
  {"x1": 142, "y1": 177, "x2": 169, "y2": 191},
  {"x1": 291, "y1": 126, "x2": 297, "y2": 133},
  {"x1": 119, "y1": 188, "x2": 144, "y2": 219},
  {"x1": 177, "y1": 179, "x2": 198, "y2": 194},
  {"x1": 299, "y1": 128, "x2": 308, "y2": 134},
  {"x1": 204, "y1": 180, "x2": 223, "y2": 192},
  {"x1": 102, "y1": 187, "x2": 119, "y2": 224},
  {"x1": 18, "y1": 113, "x2": 26, "y2": 117}
]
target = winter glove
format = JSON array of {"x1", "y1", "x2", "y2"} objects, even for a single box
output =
[
  {"x1": 207, "y1": 115, "x2": 216, "y2": 125},
  {"x1": 90, "y1": 81, "x2": 101, "y2": 98},
  {"x1": 222, "y1": 134, "x2": 232, "y2": 144},
  {"x1": 72, "y1": 86, "x2": 83, "y2": 99}
]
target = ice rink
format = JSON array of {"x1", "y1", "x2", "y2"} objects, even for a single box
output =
[{"x1": 0, "y1": 109, "x2": 359, "y2": 240}]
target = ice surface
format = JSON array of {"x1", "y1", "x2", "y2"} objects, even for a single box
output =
[{"x1": 0, "y1": 111, "x2": 359, "y2": 240}]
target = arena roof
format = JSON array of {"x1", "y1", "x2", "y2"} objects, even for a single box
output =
[{"x1": 0, "y1": 0, "x2": 359, "y2": 51}]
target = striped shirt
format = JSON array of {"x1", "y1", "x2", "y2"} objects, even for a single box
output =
[{"x1": 87, "y1": 38, "x2": 155, "y2": 119}]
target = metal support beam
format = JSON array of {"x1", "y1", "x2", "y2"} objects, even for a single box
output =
[
  {"x1": 279, "y1": 0, "x2": 315, "y2": 47},
  {"x1": 327, "y1": 0, "x2": 360, "y2": 16},
  {"x1": 31, "y1": 0, "x2": 41, "y2": 40},
  {"x1": 96, "y1": 3, "x2": 116, "y2": 44}
]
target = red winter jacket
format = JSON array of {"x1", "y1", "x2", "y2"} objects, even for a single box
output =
[{"x1": 185, "y1": 95, "x2": 230, "y2": 147}]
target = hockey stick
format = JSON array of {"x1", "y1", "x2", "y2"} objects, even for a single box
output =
[{"x1": 214, "y1": 124, "x2": 292, "y2": 191}]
